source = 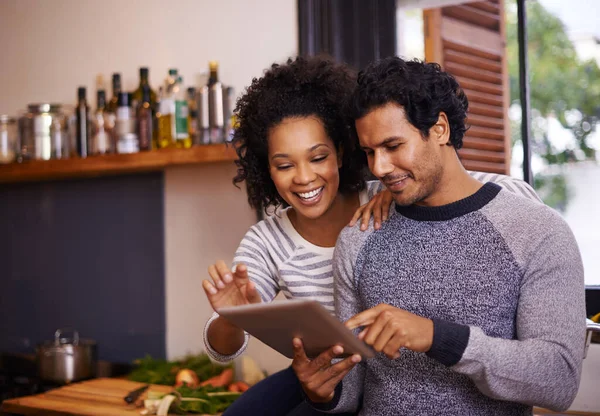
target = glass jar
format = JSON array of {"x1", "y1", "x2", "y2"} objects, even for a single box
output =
[
  {"x1": 0, "y1": 115, "x2": 18, "y2": 164},
  {"x1": 18, "y1": 104, "x2": 71, "y2": 161}
]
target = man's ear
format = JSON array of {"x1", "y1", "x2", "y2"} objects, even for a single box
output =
[{"x1": 431, "y1": 112, "x2": 450, "y2": 146}]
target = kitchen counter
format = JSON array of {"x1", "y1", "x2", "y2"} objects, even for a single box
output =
[{"x1": 1, "y1": 378, "x2": 172, "y2": 416}]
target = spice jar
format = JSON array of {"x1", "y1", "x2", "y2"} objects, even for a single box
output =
[
  {"x1": 18, "y1": 104, "x2": 70, "y2": 161},
  {"x1": 0, "y1": 115, "x2": 18, "y2": 164}
]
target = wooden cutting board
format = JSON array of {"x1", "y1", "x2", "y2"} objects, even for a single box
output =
[{"x1": 1, "y1": 378, "x2": 176, "y2": 416}]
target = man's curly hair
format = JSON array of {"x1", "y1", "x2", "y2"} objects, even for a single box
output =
[
  {"x1": 348, "y1": 57, "x2": 469, "y2": 149},
  {"x1": 232, "y1": 56, "x2": 367, "y2": 212}
]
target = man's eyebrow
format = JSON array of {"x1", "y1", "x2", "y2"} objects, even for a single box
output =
[{"x1": 361, "y1": 136, "x2": 403, "y2": 151}]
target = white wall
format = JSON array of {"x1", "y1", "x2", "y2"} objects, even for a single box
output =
[
  {"x1": 0, "y1": 0, "x2": 297, "y2": 375},
  {"x1": 0, "y1": 0, "x2": 297, "y2": 114}
]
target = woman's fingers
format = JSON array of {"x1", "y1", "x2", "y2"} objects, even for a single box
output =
[
  {"x1": 202, "y1": 279, "x2": 218, "y2": 296},
  {"x1": 246, "y1": 280, "x2": 262, "y2": 304},
  {"x1": 369, "y1": 194, "x2": 383, "y2": 230},
  {"x1": 310, "y1": 344, "x2": 344, "y2": 373},
  {"x1": 382, "y1": 190, "x2": 393, "y2": 222},
  {"x1": 348, "y1": 205, "x2": 365, "y2": 227},
  {"x1": 208, "y1": 264, "x2": 225, "y2": 289},
  {"x1": 292, "y1": 338, "x2": 310, "y2": 369},
  {"x1": 319, "y1": 355, "x2": 361, "y2": 391},
  {"x1": 215, "y1": 260, "x2": 233, "y2": 284},
  {"x1": 360, "y1": 199, "x2": 376, "y2": 230}
]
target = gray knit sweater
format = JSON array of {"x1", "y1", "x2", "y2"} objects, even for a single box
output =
[{"x1": 318, "y1": 183, "x2": 585, "y2": 415}]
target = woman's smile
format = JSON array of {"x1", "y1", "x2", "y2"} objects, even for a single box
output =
[{"x1": 295, "y1": 186, "x2": 325, "y2": 205}]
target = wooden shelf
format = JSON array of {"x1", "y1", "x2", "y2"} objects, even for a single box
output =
[{"x1": 0, "y1": 144, "x2": 238, "y2": 184}]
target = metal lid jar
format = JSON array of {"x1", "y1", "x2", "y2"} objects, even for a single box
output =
[
  {"x1": 18, "y1": 104, "x2": 70, "y2": 161},
  {"x1": 0, "y1": 115, "x2": 18, "y2": 164}
]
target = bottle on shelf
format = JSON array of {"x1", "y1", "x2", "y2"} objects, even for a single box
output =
[
  {"x1": 152, "y1": 86, "x2": 163, "y2": 149},
  {"x1": 92, "y1": 90, "x2": 111, "y2": 155},
  {"x1": 166, "y1": 68, "x2": 178, "y2": 92},
  {"x1": 116, "y1": 92, "x2": 138, "y2": 154},
  {"x1": 75, "y1": 86, "x2": 90, "y2": 158},
  {"x1": 136, "y1": 86, "x2": 153, "y2": 151},
  {"x1": 116, "y1": 92, "x2": 134, "y2": 140},
  {"x1": 187, "y1": 87, "x2": 200, "y2": 146},
  {"x1": 157, "y1": 70, "x2": 176, "y2": 149},
  {"x1": 107, "y1": 73, "x2": 121, "y2": 113},
  {"x1": 223, "y1": 86, "x2": 235, "y2": 142},
  {"x1": 173, "y1": 76, "x2": 191, "y2": 148},
  {"x1": 208, "y1": 61, "x2": 224, "y2": 143},
  {"x1": 197, "y1": 85, "x2": 210, "y2": 145},
  {"x1": 132, "y1": 67, "x2": 157, "y2": 109}
]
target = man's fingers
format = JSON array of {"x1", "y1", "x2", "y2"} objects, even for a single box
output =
[
  {"x1": 363, "y1": 311, "x2": 392, "y2": 346},
  {"x1": 372, "y1": 320, "x2": 397, "y2": 353},
  {"x1": 215, "y1": 260, "x2": 233, "y2": 284},
  {"x1": 345, "y1": 308, "x2": 379, "y2": 330},
  {"x1": 383, "y1": 332, "x2": 404, "y2": 359},
  {"x1": 208, "y1": 264, "x2": 225, "y2": 290}
]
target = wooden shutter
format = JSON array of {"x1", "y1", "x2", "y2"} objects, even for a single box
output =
[{"x1": 424, "y1": 0, "x2": 510, "y2": 174}]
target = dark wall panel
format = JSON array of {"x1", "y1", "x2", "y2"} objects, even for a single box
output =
[
  {"x1": 298, "y1": 0, "x2": 396, "y2": 70},
  {"x1": 0, "y1": 173, "x2": 165, "y2": 364}
]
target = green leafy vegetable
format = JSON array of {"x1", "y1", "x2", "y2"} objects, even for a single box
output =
[{"x1": 127, "y1": 353, "x2": 230, "y2": 386}]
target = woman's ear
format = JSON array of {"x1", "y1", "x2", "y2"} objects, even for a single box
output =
[{"x1": 431, "y1": 112, "x2": 450, "y2": 146}]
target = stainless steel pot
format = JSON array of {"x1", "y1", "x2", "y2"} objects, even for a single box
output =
[
  {"x1": 584, "y1": 319, "x2": 600, "y2": 359},
  {"x1": 36, "y1": 328, "x2": 97, "y2": 384}
]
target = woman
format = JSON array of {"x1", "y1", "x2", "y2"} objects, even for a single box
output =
[{"x1": 202, "y1": 56, "x2": 385, "y2": 416}]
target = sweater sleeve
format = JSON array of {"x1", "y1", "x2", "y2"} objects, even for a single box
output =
[
  {"x1": 308, "y1": 225, "x2": 372, "y2": 413},
  {"x1": 446, "y1": 207, "x2": 586, "y2": 411},
  {"x1": 202, "y1": 225, "x2": 281, "y2": 363}
]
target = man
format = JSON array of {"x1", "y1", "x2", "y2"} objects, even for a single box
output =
[{"x1": 291, "y1": 57, "x2": 585, "y2": 415}]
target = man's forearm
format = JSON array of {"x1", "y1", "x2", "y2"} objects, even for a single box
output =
[{"x1": 207, "y1": 316, "x2": 246, "y2": 356}]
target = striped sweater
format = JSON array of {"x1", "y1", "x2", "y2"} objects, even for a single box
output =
[{"x1": 203, "y1": 172, "x2": 542, "y2": 363}]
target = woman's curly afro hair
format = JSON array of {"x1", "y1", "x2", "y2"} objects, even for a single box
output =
[
  {"x1": 349, "y1": 56, "x2": 469, "y2": 149},
  {"x1": 232, "y1": 56, "x2": 367, "y2": 213}
]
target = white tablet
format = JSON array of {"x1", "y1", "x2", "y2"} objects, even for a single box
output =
[{"x1": 217, "y1": 299, "x2": 375, "y2": 360}]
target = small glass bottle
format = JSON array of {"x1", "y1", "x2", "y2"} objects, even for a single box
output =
[
  {"x1": 107, "y1": 73, "x2": 121, "y2": 113},
  {"x1": 92, "y1": 90, "x2": 111, "y2": 155},
  {"x1": 132, "y1": 67, "x2": 157, "y2": 109},
  {"x1": 174, "y1": 76, "x2": 191, "y2": 148},
  {"x1": 158, "y1": 84, "x2": 174, "y2": 149},
  {"x1": 116, "y1": 92, "x2": 134, "y2": 141},
  {"x1": 207, "y1": 61, "x2": 224, "y2": 143},
  {"x1": 75, "y1": 87, "x2": 90, "y2": 158},
  {"x1": 187, "y1": 87, "x2": 200, "y2": 145},
  {"x1": 136, "y1": 86, "x2": 153, "y2": 151},
  {"x1": 0, "y1": 115, "x2": 17, "y2": 164}
]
